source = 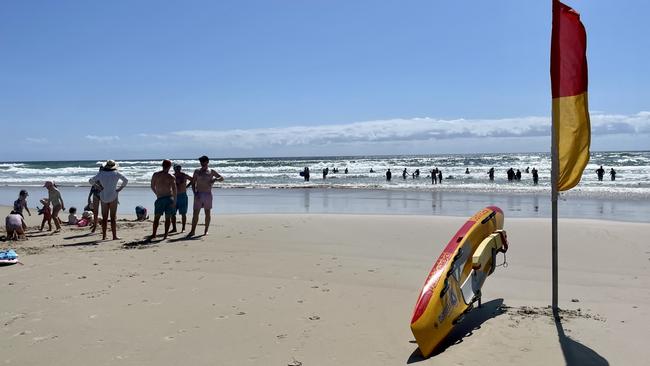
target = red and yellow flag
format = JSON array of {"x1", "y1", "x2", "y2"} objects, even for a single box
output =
[{"x1": 551, "y1": 0, "x2": 590, "y2": 191}]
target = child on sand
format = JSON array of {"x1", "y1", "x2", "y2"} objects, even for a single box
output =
[
  {"x1": 38, "y1": 198, "x2": 52, "y2": 231},
  {"x1": 67, "y1": 207, "x2": 79, "y2": 225},
  {"x1": 13, "y1": 190, "x2": 32, "y2": 219},
  {"x1": 5, "y1": 211, "x2": 27, "y2": 240}
]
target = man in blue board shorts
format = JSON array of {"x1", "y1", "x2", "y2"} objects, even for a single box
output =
[
  {"x1": 171, "y1": 164, "x2": 193, "y2": 233},
  {"x1": 149, "y1": 159, "x2": 177, "y2": 240}
]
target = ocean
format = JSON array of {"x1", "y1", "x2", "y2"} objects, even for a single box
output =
[
  {"x1": 1, "y1": 151, "x2": 648, "y2": 196},
  {"x1": 1, "y1": 152, "x2": 648, "y2": 221}
]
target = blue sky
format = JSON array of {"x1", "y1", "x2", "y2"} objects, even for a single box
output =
[{"x1": 1, "y1": 0, "x2": 649, "y2": 160}]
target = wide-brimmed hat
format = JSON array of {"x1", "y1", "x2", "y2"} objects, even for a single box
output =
[{"x1": 103, "y1": 160, "x2": 118, "y2": 171}]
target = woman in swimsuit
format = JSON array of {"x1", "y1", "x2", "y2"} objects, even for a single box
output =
[{"x1": 44, "y1": 181, "x2": 65, "y2": 231}]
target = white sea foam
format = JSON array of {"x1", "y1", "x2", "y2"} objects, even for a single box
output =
[{"x1": 1, "y1": 152, "x2": 649, "y2": 198}]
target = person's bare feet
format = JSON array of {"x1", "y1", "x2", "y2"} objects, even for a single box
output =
[
  {"x1": 186, "y1": 231, "x2": 195, "y2": 238},
  {"x1": 203, "y1": 231, "x2": 209, "y2": 236},
  {"x1": 112, "y1": 236, "x2": 121, "y2": 241}
]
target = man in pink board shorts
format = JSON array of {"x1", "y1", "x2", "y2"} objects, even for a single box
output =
[{"x1": 187, "y1": 155, "x2": 224, "y2": 237}]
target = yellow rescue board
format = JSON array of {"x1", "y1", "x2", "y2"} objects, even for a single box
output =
[{"x1": 410, "y1": 206, "x2": 508, "y2": 357}]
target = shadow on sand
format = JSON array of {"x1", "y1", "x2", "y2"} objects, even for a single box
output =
[
  {"x1": 63, "y1": 232, "x2": 95, "y2": 240},
  {"x1": 553, "y1": 309, "x2": 608, "y2": 366},
  {"x1": 407, "y1": 298, "x2": 506, "y2": 363},
  {"x1": 57, "y1": 240, "x2": 99, "y2": 247}
]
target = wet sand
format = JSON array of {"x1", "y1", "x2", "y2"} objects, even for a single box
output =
[
  {"x1": 1, "y1": 205, "x2": 649, "y2": 365},
  {"x1": 1, "y1": 186, "x2": 648, "y2": 222}
]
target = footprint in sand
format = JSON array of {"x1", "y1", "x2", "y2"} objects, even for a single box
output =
[
  {"x1": 215, "y1": 315, "x2": 229, "y2": 320},
  {"x1": 164, "y1": 336, "x2": 175, "y2": 341},
  {"x1": 308, "y1": 315, "x2": 320, "y2": 321}
]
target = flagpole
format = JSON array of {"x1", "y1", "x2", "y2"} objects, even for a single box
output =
[
  {"x1": 550, "y1": 0, "x2": 560, "y2": 314},
  {"x1": 551, "y1": 110, "x2": 559, "y2": 312}
]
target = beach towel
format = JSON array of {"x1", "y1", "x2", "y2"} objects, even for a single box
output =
[{"x1": 0, "y1": 249, "x2": 18, "y2": 265}]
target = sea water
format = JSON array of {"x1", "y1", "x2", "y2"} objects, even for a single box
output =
[
  {"x1": 0, "y1": 152, "x2": 648, "y2": 221},
  {"x1": 1, "y1": 151, "x2": 648, "y2": 197}
]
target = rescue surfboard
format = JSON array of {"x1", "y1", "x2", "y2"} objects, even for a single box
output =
[{"x1": 410, "y1": 206, "x2": 508, "y2": 357}]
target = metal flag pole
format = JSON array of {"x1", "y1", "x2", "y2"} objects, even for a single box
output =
[{"x1": 551, "y1": 108, "x2": 559, "y2": 312}]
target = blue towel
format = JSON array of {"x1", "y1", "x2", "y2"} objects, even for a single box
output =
[{"x1": 0, "y1": 249, "x2": 18, "y2": 260}]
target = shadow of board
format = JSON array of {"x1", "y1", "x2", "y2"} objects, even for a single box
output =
[
  {"x1": 407, "y1": 298, "x2": 506, "y2": 363},
  {"x1": 554, "y1": 310, "x2": 608, "y2": 366}
]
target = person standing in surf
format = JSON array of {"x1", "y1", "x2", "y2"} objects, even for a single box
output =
[
  {"x1": 187, "y1": 156, "x2": 224, "y2": 237},
  {"x1": 89, "y1": 160, "x2": 128, "y2": 240},
  {"x1": 532, "y1": 167, "x2": 539, "y2": 185},
  {"x1": 171, "y1": 164, "x2": 193, "y2": 233},
  {"x1": 149, "y1": 160, "x2": 177, "y2": 240},
  {"x1": 596, "y1": 165, "x2": 605, "y2": 181}
]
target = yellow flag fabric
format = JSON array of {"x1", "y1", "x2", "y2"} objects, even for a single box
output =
[{"x1": 552, "y1": 93, "x2": 590, "y2": 190}]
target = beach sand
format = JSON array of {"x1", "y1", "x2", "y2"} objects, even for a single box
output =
[{"x1": 1, "y1": 206, "x2": 649, "y2": 365}]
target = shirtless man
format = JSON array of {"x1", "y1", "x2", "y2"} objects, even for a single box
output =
[
  {"x1": 170, "y1": 164, "x2": 193, "y2": 233},
  {"x1": 187, "y1": 155, "x2": 224, "y2": 237},
  {"x1": 149, "y1": 160, "x2": 177, "y2": 240}
]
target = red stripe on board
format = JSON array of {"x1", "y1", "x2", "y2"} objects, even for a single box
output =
[{"x1": 411, "y1": 219, "x2": 477, "y2": 324}]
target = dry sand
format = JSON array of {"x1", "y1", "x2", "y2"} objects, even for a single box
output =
[{"x1": 1, "y1": 205, "x2": 649, "y2": 365}]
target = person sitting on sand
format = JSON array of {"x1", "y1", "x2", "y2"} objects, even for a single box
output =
[
  {"x1": 149, "y1": 159, "x2": 177, "y2": 240},
  {"x1": 38, "y1": 198, "x2": 52, "y2": 231},
  {"x1": 187, "y1": 155, "x2": 224, "y2": 237},
  {"x1": 44, "y1": 181, "x2": 65, "y2": 231},
  {"x1": 5, "y1": 211, "x2": 27, "y2": 240},
  {"x1": 89, "y1": 160, "x2": 128, "y2": 241},
  {"x1": 171, "y1": 164, "x2": 193, "y2": 233},
  {"x1": 13, "y1": 190, "x2": 32, "y2": 219},
  {"x1": 67, "y1": 207, "x2": 79, "y2": 225}
]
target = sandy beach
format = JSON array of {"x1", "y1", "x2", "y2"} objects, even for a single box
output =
[{"x1": 2, "y1": 205, "x2": 649, "y2": 365}]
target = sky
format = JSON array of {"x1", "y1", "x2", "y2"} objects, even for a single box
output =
[{"x1": 1, "y1": 0, "x2": 649, "y2": 161}]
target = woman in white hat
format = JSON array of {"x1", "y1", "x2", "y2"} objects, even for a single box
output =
[{"x1": 89, "y1": 160, "x2": 128, "y2": 240}]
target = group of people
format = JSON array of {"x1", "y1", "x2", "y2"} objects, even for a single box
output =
[
  {"x1": 4, "y1": 156, "x2": 224, "y2": 242},
  {"x1": 148, "y1": 155, "x2": 223, "y2": 240},
  {"x1": 6, "y1": 182, "x2": 80, "y2": 240},
  {"x1": 595, "y1": 166, "x2": 616, "y2": 181},
  {"x1": 486, "y1": 167, "x2": 539, "y2": 184}
]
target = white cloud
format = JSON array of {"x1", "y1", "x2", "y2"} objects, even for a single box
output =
[
  {"x1": 85, "y1": 135, "x2": 120, "y2": 142},
  {"x1": 168, "y1": 111, "x2": 650, "y2": 149},
  {"x1": 25, "y1": 137, "x2": 47, "y2": 143}
]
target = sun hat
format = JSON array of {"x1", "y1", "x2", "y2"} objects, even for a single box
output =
[{"x1": 103, "y1": 160, "x2": 118, "y2": 171}]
